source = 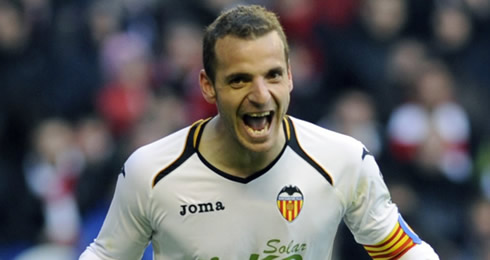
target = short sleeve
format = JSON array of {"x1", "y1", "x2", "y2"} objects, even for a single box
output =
[
  {"x1": 343, "y1": 152, "x2": 399, "y2": 244},
  {"x1": 342, "y1": 151, "x2": 439, "y2": 259},
  {"x1": 80, "y1": 163, "x2": 152, "y2": 259}
]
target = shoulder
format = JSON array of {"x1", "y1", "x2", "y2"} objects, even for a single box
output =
[
  {"x1": 288, "y1": 116, "x2": 365, "y2": 159},
  {"x1": 287, "y1": 116, "x2": 369, "y2": 187},
  {"x1": 123, "y1": 124, "x2": 194, "y2": 188}
]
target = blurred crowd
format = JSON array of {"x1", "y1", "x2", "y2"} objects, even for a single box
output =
[{"x1": 0, "y1": 0, "x2": 490, "y2": 259}]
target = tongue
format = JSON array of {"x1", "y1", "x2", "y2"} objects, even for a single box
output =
[{"x1": 244, "y1": 116, "x2": 268, "y2": 130}]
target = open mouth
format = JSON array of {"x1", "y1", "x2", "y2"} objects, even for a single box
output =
[{"x1": 242, "y1": 111, "x2": 274, "y2": 135}]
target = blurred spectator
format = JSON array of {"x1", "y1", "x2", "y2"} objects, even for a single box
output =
[
  {"x1": 74, "y1": 116, "x2": 120, "y2": 217},
  {"x1": 429, "y1": 3, "x2": 490, "y2": 129},
  {"x1": 86, "y1": 0, "x2": 124, "y2": 46},
  {"x1": 313, "y1": 0, "x2": 359, "y2": 29},
  {"x1": 315, "y1": 0, "x2": 410, "y2": 110},
  {"x1": 386, "y1": 60, "x2": 474, "y2": 259},
  {"x1": 152, "y1": 19, "x2": 216, "y2": 122},
  {"x1": 387, "y1": 60, "x2": 472, "y2": 182},
  {"x1": 0, "y1": 0, "x2": 29, "y2": 53},
  {"x1": 126, "y1": 94, "x2": 188, "y2": 152},
  {"x1": 96, "y1": 32, "x2": 153, "y2": 137},
  {"x1": 386, "y1": 39, "x2": 428, "y2": 91},
  {"x1": 464, "y1": 0, "x2": 490, "y2": 22},
  {"x1": 287, "y1": 42, "x2": 326, "y2": 122},
  {"x1": 152, "y1": 19, "x2": 203, "y2": 95},
  {"x1": 21, "y1": 0, "x2": 53, "y2": 55},
  {"x1": 23, "y1": 119, "x2": 84, "y2": 245},
  {"x1": 0, "y1": 0, "x2": 53, "y2": 161},
  {"x1": 0, "y1": 157, "x2": 43, "y2": 252},
  {"x1": 431, "y1": 5, "x2": 472, "y2": 55},
  {"x1": 0, "y1": 3, "x2": 45, "y2": 257},
  {"x1": 382, "y1": 39, "x2": 429, "y2": 118},
  {"x1": 44, "y1": 0, "x2": 125, "y2": 120},
  {"x1": 273, "y1": 0, "x2": 319, "y2": 43},
  {"x1": 318, "y1": 90, "x2": 383, "y2": 157},
  {"x1": 317, "y1": 90, "x2": 385, "y2": 260},
  {"x1": 359, "y1": 0, "x2": 408, "y2": 42}
]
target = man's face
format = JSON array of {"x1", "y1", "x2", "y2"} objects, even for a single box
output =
[{"x1": 204, "y1": 31, "x2": 293, "y2": 153}]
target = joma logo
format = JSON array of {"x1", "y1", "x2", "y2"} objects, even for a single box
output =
[{"x1": 179, "y1": 201, "x2": 225, "y2": 216}]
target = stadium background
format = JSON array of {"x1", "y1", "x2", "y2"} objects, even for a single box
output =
[{"x1": 0, "y1": 0, "x2": 489, "y2": 259}]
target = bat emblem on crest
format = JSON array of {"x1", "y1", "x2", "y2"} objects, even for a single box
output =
[{"x1": 277, "y1": 185, "x2": 304, "y2": 222}]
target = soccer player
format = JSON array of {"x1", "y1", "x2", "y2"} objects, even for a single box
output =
[{"x1": 80, "y1": 5, "x2": 439, "y2": 260}]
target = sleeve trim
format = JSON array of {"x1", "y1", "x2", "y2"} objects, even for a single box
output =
[{"x1": 363, "y1": 215, "x2": 420, "y2": 259}]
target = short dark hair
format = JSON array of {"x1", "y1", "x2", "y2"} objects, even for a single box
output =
[{"x1": 202, "y1": 5, "x2": 289, "y2": 84}]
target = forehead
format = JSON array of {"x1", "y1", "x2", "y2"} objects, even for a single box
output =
[{"x1": 214, "y1": 31, "x2": 287, "y2": 77}]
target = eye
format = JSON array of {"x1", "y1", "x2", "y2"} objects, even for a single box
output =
[
  {"x1": 229, "y1": 78, "x2": 245, "y2": 89},
  {"x1": 227, "y1": 74, "x2": 251, "y2": 88},
  {"x1": 230, "y1": 77, "x2": 245, "y2": 85},
  {"x1": 266, "y1": 68, "x2": 283, "y2": 82}
]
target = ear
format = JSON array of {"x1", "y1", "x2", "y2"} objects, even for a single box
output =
[
  {"x1": 199, "y1": 69, "x2": 216, "y2": 104},
  {"x1": 287, "y1": 64, "x2": 294, "y2": 92}
]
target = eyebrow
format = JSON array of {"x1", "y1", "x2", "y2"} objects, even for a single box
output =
[
  {"x1": 224, "y1": 73, "x2": 253, "y2": 83},
  {"x1": 224, "y1": 66, "x2": 285, "y2": 82},
  {"x1": 267, "y1": 67, "x2": 284, "y2": 76}
]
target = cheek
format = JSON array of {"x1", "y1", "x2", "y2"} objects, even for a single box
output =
[
  {"x1": 272, "y1": 86, "x2": 291, "y2": 106},
  {"x1": 218, "y1": 88, "x2": 249, "y2": 108},
  {"x1": 282, "y1": 96, "x2": 291, "y2": 112},
  {"x1": 215, "y1": 94, "x2": 239, "y2": 118}
]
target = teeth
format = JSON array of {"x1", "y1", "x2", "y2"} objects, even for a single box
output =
[
  {"x1": 243, "y1": 111, "x2": 271, "y2": 136},
  {"x1": 248, "y1": 111, "x2": 270, "y2": 117},
  {"x1": 247, "y1": 127, "x2": 267, "y2": 135}
]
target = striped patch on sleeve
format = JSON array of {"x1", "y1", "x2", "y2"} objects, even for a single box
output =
[{"x1": 363, "y1": 215, "x2": 422, "y2": 260}]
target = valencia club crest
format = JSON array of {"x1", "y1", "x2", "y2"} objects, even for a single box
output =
[{"x1": 277, "y1": 185, "x2": 304, "y2": 222}]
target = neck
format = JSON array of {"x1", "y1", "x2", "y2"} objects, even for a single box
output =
[{"x1": 198, "y1": 117, "x2": 285, "y2": 178}]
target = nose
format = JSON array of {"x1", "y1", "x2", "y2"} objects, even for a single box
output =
[{"x1": 248, "y1": 78, "x2": 271, "y2": 105}]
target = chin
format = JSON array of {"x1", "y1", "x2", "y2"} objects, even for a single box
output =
[{"x1": 239, "y1": 138, "x2": 276, "y2": 154}]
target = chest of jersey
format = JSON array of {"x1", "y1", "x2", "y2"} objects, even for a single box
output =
[{"x1": 149, "y1": 148, "x2": 344, "y2": 259}]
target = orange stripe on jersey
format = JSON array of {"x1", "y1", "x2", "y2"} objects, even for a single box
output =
[
  {"x1": 365, "y1": 223, "x2": 403, "y2": 252},
  {"x1": 192, "y1": 118, "x2": 211, "y2": 148},
  {"x1": 283, "y1": 116, "x2": 291, "y2": 140},
  {"x1": 363, "y1": 221, "x2": 417, "y2": 259}
]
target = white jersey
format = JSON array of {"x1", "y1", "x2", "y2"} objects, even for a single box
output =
[{"x1": 81, "y1": 116, "x2": 438, "y2": 260}]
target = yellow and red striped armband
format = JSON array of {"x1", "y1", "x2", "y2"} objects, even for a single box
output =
[{"x1": 363, "y1": 215, "x2": 422, "y2": 260}]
